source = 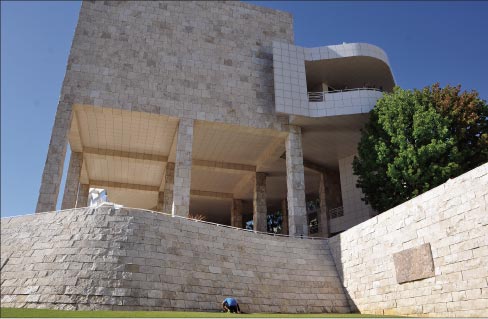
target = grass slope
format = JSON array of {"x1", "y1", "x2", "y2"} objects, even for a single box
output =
[{"x1": 0, "y1": 308, "x2": 399, "y2": 318}]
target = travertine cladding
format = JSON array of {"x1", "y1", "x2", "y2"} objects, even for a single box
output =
[
  {"x1": 272, "y1": 42, "x2": 390, "y2": 117},
  {"x1": 329, "y1": 163, "x2": 488, "y2": 317},
  {"x1": 162, "y1": 162, "x2": 175, "y2": 214},
  {"x1": 331, "y1": 155, "x2": 374, "y2": 234},
  {"x1": 36, "y1": 103, "x2": 72, "y2": 213},
  {"x1": 76, "y1": 184, "x2": 89, "y2": 208},
  {"x1": 1, "y1": 205, "x2": 349, "y2": 313},
  {"x1": 173, "y1": 119, "x2": 193, "y2": 217},
  {"x1": 61, "y1": 152, "x2": 83, "y2": 210},
  {"x1": 253, "y1": 172, "x2": 267, "y2": 232},
  {"x1": 37, "y1": 1, "x2": 294, "y2": 213},
  {"x1": 65, "y1": 1, "x2": 293, "y2": 129},
  {"x1": 317, "y1": 169, "x2": 343, "y2": 237},
  {"x1": 318, "y1": 172, "x2": 329, "y2": 237},
  {"x1": 156, "y1": 192, "x2": 165, "y2": 212},
  {"x1": 231, "y1": 199, "x2": 243, "y2": 228},
  {"x1": 285, "y1": 125, "x2": 307, "y2": 236},
  {"x1": 281, "y1": 199, "x2": 289, "y2": 235}
]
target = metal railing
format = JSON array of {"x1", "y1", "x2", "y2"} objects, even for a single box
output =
[
  {"x1": 82, "y1": 203, "x2": 331, "y2": 240},
  {"x1": 309, "y1": 218, "x2": 319, "y2": 234},
  {"x1": 329, "y1": 206, "x2": 344, "y2": 219},
  {"x1": 308, "y1": 88, "x2": 382, "y2": 102},
  {"x1": 6, "y1": 202, "x2": 337, "y2": 239}
]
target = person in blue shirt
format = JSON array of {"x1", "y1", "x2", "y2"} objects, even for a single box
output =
[{"x1": 222, "y1": 297, "x2": 241, "y2": 313}]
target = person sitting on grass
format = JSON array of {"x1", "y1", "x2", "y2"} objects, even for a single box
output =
[{"x1": 222, "y1": 297, "x2": 241, "y2": 313}]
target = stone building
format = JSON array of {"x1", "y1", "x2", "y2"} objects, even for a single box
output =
[
  {"x1": 36, "y1": 1, "x2": 395, "y2": 237},
  {"x1": 4, "y1": 2, "x2": 488, "y2": 315}
]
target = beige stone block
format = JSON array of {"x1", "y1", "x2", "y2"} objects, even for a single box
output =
[
  {"x1": 462, "y1": 267, "x2": 488, "y2": 280},
  {"x1": 465, "y1": 288, "x2": 483, "y2": 300}
]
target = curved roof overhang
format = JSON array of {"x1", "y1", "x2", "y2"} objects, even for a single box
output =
[
  {"x1": 304, "y1": 42, "x2": 395, "y2": 92},
  {"x1": 306, "y1": 56, "x2": 395, "y2": 92}
]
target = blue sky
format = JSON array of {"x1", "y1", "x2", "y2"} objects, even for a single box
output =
[{"x1": 2, "y1": 1, "x2": 487, "y2": 217}]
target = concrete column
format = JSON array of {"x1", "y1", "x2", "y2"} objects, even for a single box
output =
[
  {"x1": 156, "y1": 191, "x2": 165, "y2": 212},
  {"x1": 281, "y1": 198, "x2": 289, "y2": 235},
  {"x1": 61, "y1": 152, "x2": 83, "y2": 210},
  {"x1": 231, "y1": 199, "x2": 243, "y2": 228},
  {"x1": 76, "y1": 184, "x2": 89, "y2": 208},
  {"x1": 318, "y1": 169, "x2": 343, "y2": 237},
  {"x1": 318, "y1": 172, "x2": 330, "y2": 238},
  {"x1": 36, "y1": 103, "x2": 73, "y2": 213},
  {"x1": 172, "y1": 118, "x2": 193, "y2": 217},
  {"x1": 253, "y1": 172, "x2": 267, "y2": 232},
  {"x1": 285, "y1": 125, "x2": 307, "y2": 236},
  {"x1": 162, "y1": 162, "x2": 175, "y2": 214}
]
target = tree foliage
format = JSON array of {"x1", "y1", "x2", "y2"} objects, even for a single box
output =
[{"x1": 353, "y1": 84, "x2": 488, "y2": 213}]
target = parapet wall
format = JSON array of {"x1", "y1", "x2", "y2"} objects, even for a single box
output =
[
  {"x1": 1, "y1": 206, "x2": 349, "y2": 313},
  {"x1": 329, "y1": 163, "x2": 488, "y2": 317}
]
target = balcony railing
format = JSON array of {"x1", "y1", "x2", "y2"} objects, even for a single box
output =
[
  {"x1": 308, "y1": 88, "x2": 382, "y2": 102},
  {"x1": 329, "y1": 206, "x2": 344, "y2": 219}
]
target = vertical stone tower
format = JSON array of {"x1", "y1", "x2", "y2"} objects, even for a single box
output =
[{"x1": 36, "y1": 1, "x2": 305, "y2": 231}]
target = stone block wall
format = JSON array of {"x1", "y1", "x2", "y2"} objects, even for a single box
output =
[
  {"x1": 1, "y1": 205, "x2": 349, "y2": 313},
  {"x1": 329, "y1": 163, "x2": 488, "y2": 317},
  {"x1": 63, "y1": 1, "x2": 293, "y2": 130}
]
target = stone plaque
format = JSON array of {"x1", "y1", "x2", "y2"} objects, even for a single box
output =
[{"x1": 393, "y1": 243, "x2": 434, "y2": 284}]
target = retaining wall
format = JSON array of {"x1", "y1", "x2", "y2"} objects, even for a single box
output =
[
  {"x1": 1, "y1": 205, "x2": 349, "y2": 313},
  {"x1": 3, "y1": 164, "x2": 487, "y2": 315},
  {"x1": 329, "y1": 163, "x2": 488, "y2": 317}
]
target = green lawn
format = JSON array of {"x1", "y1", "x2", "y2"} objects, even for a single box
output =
[{"x1": 0, "y1": 308, "x2": 399, "y2": 318}]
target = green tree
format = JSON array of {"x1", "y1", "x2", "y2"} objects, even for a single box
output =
[{"x1": 353, "y1": 84, "x2": 488, "y2": 213}]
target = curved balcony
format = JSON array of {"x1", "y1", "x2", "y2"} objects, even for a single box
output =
[
  {"x1": 272, "y1": 41, "x2": 394, "y2": 118},
  {"x1": 308, "y1": 88, "x2": 382, "y2": 102},
  {"x1": 306, "y1": 88, "x2": 384, "y2": 117}
]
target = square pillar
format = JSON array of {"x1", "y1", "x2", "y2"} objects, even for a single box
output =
[
  {"x1": 76, "y1": 184, "x2": 89, "y2": 208},
  {"x1": 319, "y1": 169, "x2": 343, "y2": 236},
  {"x1": 172, "y1": 118, "x2": 193, "y2": 217},
  {"x1": 253, "y1": 172, "x2": 267, "y2": 232},
  {"x1": 318, "y1": 172, "x2": 330, "y2": 238},
  {"x1": 281, "y1": 198, "x2": 289, "y2": 235},
  {"x1": 36, "y1": 103, "x2": 73, "y2": 213},
  {"x1": 162, "y1": 162, "x2": 175, "y2": 213},
  {"x1": 285, "y1": 125, "x2": 307, "y2": 236},
  {"x1": 61, "y1": 152, "x2": 83, "y2": 210},
  {"x1": 231, "y1": 199, "x2": 243, "y2": 228},
  {"x1": 156, "y1": 191, "x2": 165, "y2": 212}
]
